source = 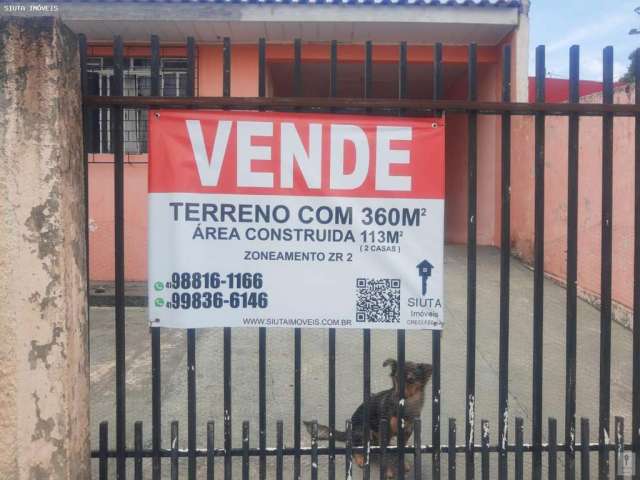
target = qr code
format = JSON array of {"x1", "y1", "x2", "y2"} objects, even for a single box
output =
[{"x1": 356, "y1": 278, "x2": 401, "y2": 323}]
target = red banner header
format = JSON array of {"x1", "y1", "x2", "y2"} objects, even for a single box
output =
[{"x1": 149, "y1": 110, "x2": 444, "y2": 199}]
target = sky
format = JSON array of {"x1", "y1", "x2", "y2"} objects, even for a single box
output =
[{"x1": 529, "y1": 0, "x2": 639, "y2": 81}]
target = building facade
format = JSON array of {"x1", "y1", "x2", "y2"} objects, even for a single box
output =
[{"x1": 58, "y1": 0, "x2": 530, "y2": 281}]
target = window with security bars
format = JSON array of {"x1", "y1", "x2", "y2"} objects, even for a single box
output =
[{"x1": 87, "y1": 57, "x2": 189, "y2": 155}]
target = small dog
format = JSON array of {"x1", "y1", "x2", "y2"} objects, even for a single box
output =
[{"x1": 304, "y1": 359, "x2": 432, "y2": 478}]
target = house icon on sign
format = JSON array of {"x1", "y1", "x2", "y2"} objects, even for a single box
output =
[{"x1": 416, "y1": 260, "x2": 434, "y2": 296}]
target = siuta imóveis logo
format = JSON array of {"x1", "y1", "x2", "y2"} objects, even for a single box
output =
[{"x1": 416, "y1": 259, "x2": 434, "y2": 296}]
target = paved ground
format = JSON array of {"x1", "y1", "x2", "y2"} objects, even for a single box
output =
[{"x1": 90, "y1": 246, "x2": 634, "y2": 479}]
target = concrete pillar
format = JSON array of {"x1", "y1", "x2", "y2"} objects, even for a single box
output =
[{"x1": 0, "y1": 17, "x2": 89, "y2": 480}]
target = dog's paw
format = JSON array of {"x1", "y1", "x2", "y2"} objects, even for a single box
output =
[{"x1": 382, "y1": 462, "x2": 409, "y2": 478}]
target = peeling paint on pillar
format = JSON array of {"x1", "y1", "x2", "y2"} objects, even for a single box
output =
[{"x1": 0, "y1": 17, "x2": 89, "y2": 480}]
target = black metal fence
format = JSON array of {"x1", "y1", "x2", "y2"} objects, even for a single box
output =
[{"x1": 80, "y1": 34, "x2": 640, "y2": 480}]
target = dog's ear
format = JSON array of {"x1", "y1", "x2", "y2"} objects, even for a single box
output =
[
  {"x1": 383, "y1": 358, "x2": 397, "y2": 376},
  {"x1": 421, "y1": 363, "x2": 434, "y2": 382}
]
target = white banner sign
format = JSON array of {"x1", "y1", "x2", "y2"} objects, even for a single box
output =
[{"x1": 148, "y1": 110, "x2": 445, "y2": 329}]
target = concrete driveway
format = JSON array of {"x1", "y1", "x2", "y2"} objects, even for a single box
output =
[{"x1": 89, "y1": 246, "x2": 634, "y2": 478}]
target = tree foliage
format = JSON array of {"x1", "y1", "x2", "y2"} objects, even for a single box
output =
[{"x1": 620, "y1": 47, "x2": 639, "y2": 83}]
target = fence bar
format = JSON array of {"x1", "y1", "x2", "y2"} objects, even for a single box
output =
[
  {"x1": 79, "y1": 39, "x2": 97, "y2": 477},
  {"x1": 134, "y1": 421, "x2": 143, "y2": 480},
  {"x1": 434, "y1": 42, "x2": 444, "y2": 100},
  {"x1": 549, "y1": 418, "x2": 557, "y2": 480},
  {"x1": 258, "y1": 37, "x2": 266, "y2": 98},
  {"x1": 399, "y1": 39, "x2": 408, "y2": 116},
  {"x1": 294, "y1": 38, "x2": 302, "y2": 98},
  {"x1": 276, "y1": 421, "x2": 284, "y2": 480},
  {"x1": 222, "y1": 36, "x2": 233, "y2": 480},
  {"x1": 293, "y1": 37, "x2": 303, "y2": 480},
  {"x1": 364, "y1": 40, "x2": 373, "y2": 110},
  {"x1": 633, "y1": 45, "x2": 640, "y2": 480},
  {"x1": 346, "y1": 421, "x2": 353, "y2": 480},
  {"x1": 328, "y1": 326, "x2": 336, "y2": 477},
  {"x1": 599, "y1": 45, "x2": 614, "y2": 480},
  {"x1": 186, "y1": 36, "x2": 195, "y2": 95},
  {"x1": 362, "y1": 341, "x2": 373, "y2": 476},
  {"x1": 185, "y1": 36, "x2": 198, "y2": 480},
  {"x1": 90, "y1": 442, "x2": 638, "y2": 460},
  {"x1": 79, "y1": 32, "x2": 91, "y2": 388},
  {"x1": 614, "y1": 417, "x2": 624, "y2": 478},
  {"x1": 150, "y1": 35, "x2": 161, "y2": 97},
  {"x1": 414, "y1": 419, "x2": 422, "y2": 480},
  {"x1": 222, "y1": 37, "x2": 230, "y2": 97},
  {"x1": 481, "y1": 420, "x2": 490, "y2": 480},
  {"x1": 311, "y1": 421, "x2": 319, "y2": 480},
  {"x1": 465, "y1": 41, "x2": 478, "y2": 480},
  {"x1": 171, "y1": 421, "x2": 179, "y2": 480},
  {"x1": 85, "y1": 95, "x2": 640, "y2": 116},
  {"x1": 222, "y1": 228, "x2": 233, "y2": 470},
  {"x1": 330, "y1": 39, "x2": 338, "y2": 99},
  {"x1": 362, "y1": 38, "x2": 373, "y2": 480},
  {"x1": 258, "y1": 324, "x2": 266, "y2": 480},
  {"x1": 79, "y1": 34, "x2": 90, "y2": 159},
  {"x1": 112, "y1": 35, "x2": 126, "y2": 480},
  {"x1": 498, "y1": 43, "x2": 512, "y2": 480},
  {"x1": 396, "y1": 40, "x2": 408, "y2": 480},
  {"x1": 448, "y1": 419, "x2": 456, "y2": 480},
  {"x1": 99, "y1": 421, "x2": 109, "y2": 480},
  {"x1": 149, "y1": 33, "x2": 162, "y2": 480},
  {"x1": 380, "y1": 419, "x2": 389, "y2": 480},
  {"x1": 564, "y1": 44, "x2": 579, "y2": 480},
  {"x1": 78, "y1": 33, "x2": 91, "y2": 344},
  {"x1": 207, "y1": 421, "x2": 215, "y2": 480},
  {"x1": 242, "y1": 421, "x2": 250, "y2": 480},
  {"x1": 328, "y1": 37, "x2": 338, "y2": 480},
  {"x1": 580, "y1": 418, "x2": 589, "y2": 480},
  {"x1": 256, "y1": 36, "x2": 267, "y2": 480},
  {"x1": 515, "y1": 417, "x2": 524, "y2": 480},
  {"x1": 532, "y1": 44, "x2": 546, "y2": 480},
  {"x1": 432, "y1": 41, "x2": 443, "y2": 480},
  {"x1": 397, "y1": 328, "x2": 406, "y2": 480},
  {"x1": 432, "y1": 333, "x2": 442, "y2": 477}
]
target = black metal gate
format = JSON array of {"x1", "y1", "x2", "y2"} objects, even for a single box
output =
[{"x1": 81, "y1": 34, "x2": 640, "y2": 479}]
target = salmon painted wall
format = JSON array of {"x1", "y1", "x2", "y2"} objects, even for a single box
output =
[
  {"x1": 526, "y1": 78, "x2": 626, "y2": 103},
  {"x1": 511, "y1": 84, "x2": 636, "y2": 321},
  {"x1": 443, "y1": 63, "x2": 501, "y2": 246},
  {"x1": 444, "y1": 31, "x2": 517, "y2": 247},
  {"x1": 88, "y1": 156, "x2": 149, "y2": 282},
  {"x1": 88, "y1": 45, "x2": 261, "y2": 282},
  {"x1": 88, "y1": 43, "x2": 504, "y2": 281}
]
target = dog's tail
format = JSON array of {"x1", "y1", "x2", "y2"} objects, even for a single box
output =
[{"x1": 303, "y1": 421, "x2": 348, "y2": 442}]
